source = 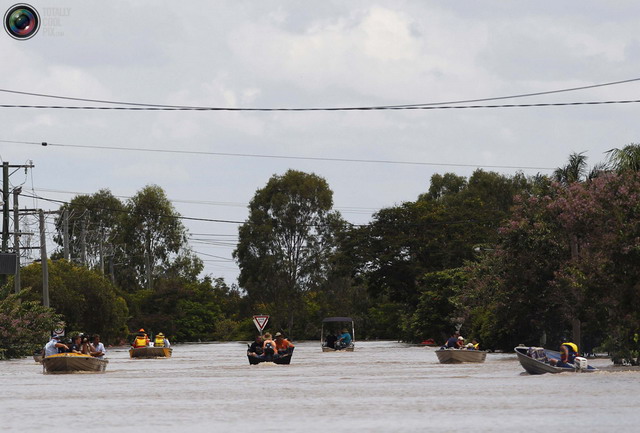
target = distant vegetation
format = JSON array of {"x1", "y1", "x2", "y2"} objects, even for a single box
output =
[{"x1": 2, "y1": 144, "x2": 639, "y2": 364}]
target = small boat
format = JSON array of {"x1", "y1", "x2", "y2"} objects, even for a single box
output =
[
  {"x1": 321, "y1": 317, "x2": 355, "y2": 352},
  {"x1": 515, "y1": 346, "x2": 597, "y2": 374},
  {"x1": 129, "y1": 346, "x2": 172, "y2": 358},
  {"x1": 435, "y1": 348, "x2": 487, "y2": 364},
  {"x1": 247, "y1": 346, "x2": 294, "y2": 365},
  {"x1": 42, "y1": 353, "x2": 108, "y2": 374}
]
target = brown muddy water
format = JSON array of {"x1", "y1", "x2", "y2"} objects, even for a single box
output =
[{"x1": 1, "y1": 341, "x2": 638, "y2": 432}]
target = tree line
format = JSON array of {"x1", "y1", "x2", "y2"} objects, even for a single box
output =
[{"x1": 1, "y1": 144, "x2": 639, "y2": 364}]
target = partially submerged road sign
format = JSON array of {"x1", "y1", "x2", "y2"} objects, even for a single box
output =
[{"x1": 252, "y1": 315, "x2": 269, "y2": 333}]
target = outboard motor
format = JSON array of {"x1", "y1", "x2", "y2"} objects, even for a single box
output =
[{"x1": 574, "y1": 356, "x2": 588, "y2": 370}]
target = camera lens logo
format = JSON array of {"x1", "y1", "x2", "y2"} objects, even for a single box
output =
[{"x1": 4, "y1": 3, "x2": 40, "y2": 40}]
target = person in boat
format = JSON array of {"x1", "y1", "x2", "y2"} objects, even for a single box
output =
[
  {"x1": 132, "y1": 329, "x2": 150, "y2": 348},
  {"x1": 549, "y1": 342, "x2": 579, "y2": 368},
  {"x1": 472, "y1": 339, "x2": 480, "y2": 350},
  {"x1": 335, "y1": 328, "x2": 352, "y2": 350},
  {"x1": 154, "y1": 332, "x2": 170, "y2": 348},
  {"x1": 44, "y1": 335, "x2": 69, "y2": 357},
  {"x1": 325, "y1": 332, "x2": 337, "y2": 349},
  {"x1": 69, "y1": 334, "x2": 83, "y2": 354},
  {"x1": 274, "y1": 332, "x2": 294, "y2": 355},
  {"x1": 80, "y1": 334, "x2": 94, "y2": 355},
  {"x1": 261, "y1": 333, "x2": 278, "y2": 360},
  {"x1": 90, "y1": 334, "x2": 106, "y2": 359},
  {"x1": 443, "y1": 331, "x2": 461, "y2": 349},
  {"x1": 248, "y1": 335, "x2": 264, "y2": 357}
]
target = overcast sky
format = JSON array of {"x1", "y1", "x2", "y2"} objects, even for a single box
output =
[{"x1": 2, "y1": 1, "x2": 640, "y2": 283}]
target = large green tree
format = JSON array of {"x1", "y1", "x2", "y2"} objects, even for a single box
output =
[
  {"x1": 234, "y1": 170, "x2": 344, "y2": 334},
  {"x1": 118, "y1": 185, "x2": 195, "y2": 291}
]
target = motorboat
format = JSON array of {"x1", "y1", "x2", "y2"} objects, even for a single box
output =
[
  {"x1": 515, "y1": 346, "x2": 597, "y2": 374},
  {"x1": 435, "y1": 348, "x2": 487, "y2": 364},
  {"x1": 42, "y1": 353, "x2": 108, "y2": 374},
  {"x1": 321, "y1": 317, "x2": 355, "y2": 352}
]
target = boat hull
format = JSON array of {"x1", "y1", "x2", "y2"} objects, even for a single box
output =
[
  {"x1": 43, "y1": 353, "x2": 108, "y2": 374},
  {"x1": 247, "y1": 347, "x2": 294, "y2": 365},
  {"x1": 435, "y1": 349, "x2": 487, "y2": 364},
  {"x1": 322, "y1": 346, "x2": 354, "y2": 352},
  {"x1": 129, "y1": 347, "x2": 172, "y2": 358},
  {"x1": 514, "y1": 347, "x2": 597, "y2": 374}
]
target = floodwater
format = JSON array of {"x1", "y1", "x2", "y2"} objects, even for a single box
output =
[{"x1": 1, "y1": 341, "x2": 638, "y2": 432}]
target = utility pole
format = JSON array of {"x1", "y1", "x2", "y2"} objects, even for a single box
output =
[
  {"x1": 80, "y1": 214, "x2": 87, "y2": 266},
  {"x1": 63, "y1": 208, "x2": 69, "y2": 261},
  {"x1": 99, "y1": 225, "x2": 104, "y2": 274},
  {"x1": 2, "y1": 161, "x2": 8, "y2": 252},
  {"x1": 13, "y1": 187, "x2": 21, "y2": 294},
  {"x1": 39, "y1": 209, "x2": 49, "y2": 307}
]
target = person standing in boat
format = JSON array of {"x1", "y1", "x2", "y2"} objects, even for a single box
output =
[
  {"x1": 335, "y1": 328, "x2": 352, "y2": 350},
  {"x1": 274, "y1": 332, "x2": 295, "y2": 355},
  {"x1": 90, "y1": 334, "x2": 107, "y2": 359},
  {"x1": 132, "y1": 329, "x2": 150, "y2": 348},
  {"x1": 154, "y1": 333, "x2": 170, "y2": 348},
  {"x1": 549, "y1": 342, "x2": 579, "y2": 368},
  {"x1": 44, "y1": 335, "x2": 69, "y2": 357}
]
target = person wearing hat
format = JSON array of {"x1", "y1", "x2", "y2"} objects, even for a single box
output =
[
  {"x1": 274, "y1": 332, "x2": 294, "y2": 355},
  {"x1": 154, "y1": 332, "x2": 170, "y2": 348},
  {"x1": 132, "y1": 328, "x2": 150, "y2": 348},
  {"x1": 260, "y1": 333, "x2": 278, "y2": 360},
  {"x1": 44, "y1": 335, "x2": 69, "y2": 357}
]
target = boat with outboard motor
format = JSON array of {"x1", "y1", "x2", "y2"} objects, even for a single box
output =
[
  {"x1": 321, "y1": 317, "x2": 355, "y2": 352},
  {"x1": 435, "y1": 348, "x2": 487, "y2": 364},
  {"x1": 42, "y1": 353, "x2": 108, "y2": 374},
  {"x1": 129, "y1": 346, "x2": 172, "y2": 358},
  {"x1": 514, "y1": 346, "x2": 597, "y2": 374},
  {"x1": 246, "y1": 346, "x2": 294, "y2": 365}
]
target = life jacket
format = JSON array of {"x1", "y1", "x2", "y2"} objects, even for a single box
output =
[
  {"x1": 154, "y1": 337, "x2": 165, "y2": 347},
  {"x1": 133, "y1": 335, "x2": 148, "y2": 348},
  {"x1": 561, "y1": 342, "x2": 579, "y2": 363}
]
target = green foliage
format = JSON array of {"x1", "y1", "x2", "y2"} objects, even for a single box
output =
[
  {"x1": 0, "y1": 289, "x2": 62, "y2": 359},
  {"x1": 18, "y1": 260, "x2": 129, "y2": 343},
  {"x1": 234, "y1": 170, "x2": 346, "y2": 332}
]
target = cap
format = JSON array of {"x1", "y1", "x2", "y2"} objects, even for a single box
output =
[
  {"x1": 51, "y1": 335, "x2": 61, "y2": 340},
  {"x1": 157, "y1": 333, "x2": 164, "y2": 337},
  {"x1": 138, "y1": 328, "x2": 145, "y2": 332},
  {"x1": 458, "y1": 336, "x2": 464, "y2": 340},
  {"x1": 275, "y1": 332, "x2": 283, "y2": 337}
]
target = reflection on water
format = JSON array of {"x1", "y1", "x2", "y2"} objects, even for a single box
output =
[{"x1": 1, "y1": 341, "x2": 638, "y2": 432}]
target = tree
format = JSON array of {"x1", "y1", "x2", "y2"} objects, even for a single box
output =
[
  {"x1": 606, "y1": 143, "x2": 640, "y2": 173},
  {"x1": 553, "y1": 152, "x2": 588, "y2": 184},
  {"x1": 18, "y1": 260, "x2": 129, "y2": 343},
  {"x1": 53, "y1": 189, "x2": 125, "y2": 269},
  {"x1": 118, "y1": 185, "x2": 193, "y2": 291},
  {"x1": 234, "y1": 170, "x2": 344, "y2": 333},
  {"x1": 0, "y1": 289, "x2": 62, "y2": 359}
]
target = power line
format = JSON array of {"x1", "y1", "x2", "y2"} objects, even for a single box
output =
[
  {"x1": 1, "y1": 77, "x2": 639, "y2": 109},
  {"x1": 0, "y1": 139, "x2": 556, "y2": 170},
  {"x1": 1, "y1": 98, "x2": 640, "y2": 111}
]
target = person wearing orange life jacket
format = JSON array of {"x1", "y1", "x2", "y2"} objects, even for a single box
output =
[
  {"x1": 274, "y1": 332, "x2": 294, "y2": 355},
  {"x1": 550, "y1": 342, "x2": 579, "y2": 368},
  {"x1": 154, "y1": 333, "x2": 170, "y2": 348},
  {"x1": 132, "y1": 328, "x2": 150, "y2": 348}
]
